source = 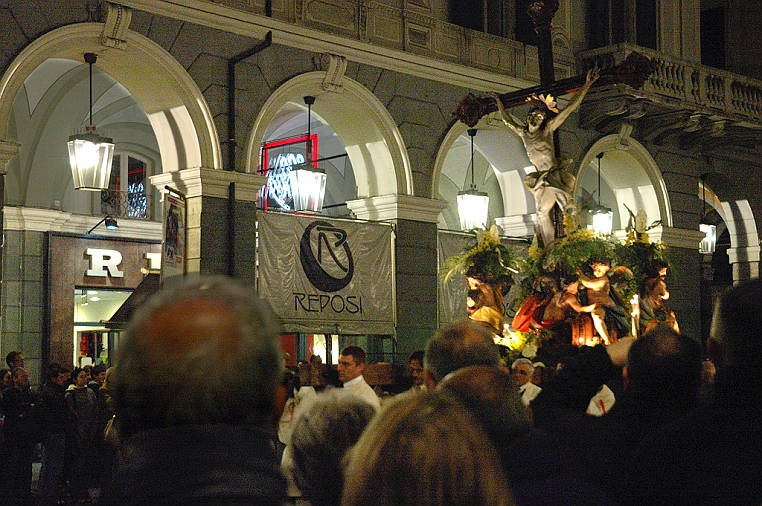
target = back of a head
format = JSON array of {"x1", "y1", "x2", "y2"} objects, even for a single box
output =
[
  {"x1": 438, "y1": 366, "x2": 532, "y2": 445},
  {"x1": 114, "y1": 275, "x2": 283, "y2": 436},
  {"x1": 290, "y1": 389, "x2": 375, "y2": 506},
  {"x1": 45, "y1": 363, "x2": 62, "y2": 382},
  {"x1": 424, "y1": 320, "x2": 500, "y2": 383},
  {"x1": 343, "y1": 391, "x2": 513, "y2": 506},
  {"x1": 625, "y1": 325, "x2": 702, "y2": 412},
  {"x1": 710, "y1": 278, "x2": 762, "y2": 368}
]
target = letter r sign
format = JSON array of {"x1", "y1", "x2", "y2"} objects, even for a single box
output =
[{"x1": 85, "y1": 248, "x2": 124, "y2": 278}]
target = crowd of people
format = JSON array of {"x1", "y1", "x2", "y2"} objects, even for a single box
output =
[
  {"x1": 1, "y1": 273, "x2": 761, "y2": 505},
  {"x1": 0, "y1": 357, "x2": 116, "y2": 504}
]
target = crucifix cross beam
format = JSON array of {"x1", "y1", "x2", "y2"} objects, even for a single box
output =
[{"x1": 456, "y1": 52, "x2": 654, "y2": 128}]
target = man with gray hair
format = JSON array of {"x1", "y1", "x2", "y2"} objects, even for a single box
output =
[
  {"x1": 511, "y1": 358, "x2": 542, "y2": 406},
  {"x1": 104, "y1": 275, "x2": 286, "y2": 504}
]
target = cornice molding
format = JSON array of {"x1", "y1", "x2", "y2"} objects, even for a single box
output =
[
  {"x1": 347, "y1": 194, "x2": 447, "y2": 223},
  {"x1": 3, "y1": 207, "x2": 162, "y2": 240},
  {"x1": 150, "y1": 168, "x2": 267, "y2": 202},
  {"x1": 116, "y1": 0, "x2": 532, "y2": 93}
]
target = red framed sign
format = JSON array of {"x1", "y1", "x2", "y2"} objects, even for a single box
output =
[{"x1": 260, "y1": 134, "x2": 319, "y2": 211}]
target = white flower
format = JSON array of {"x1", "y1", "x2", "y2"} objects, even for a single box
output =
[{"x1": 521, "y1": 344, "x2": 538, "y2": 359}]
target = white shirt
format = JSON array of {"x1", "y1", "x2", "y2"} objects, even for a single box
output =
[
  {"x1": 519, "y1": 382, "x2": 542, "y2": 406},
  {"x1": 586, "y1": 384, "x2": 616, "y2": 416},
  {"x1": 342, "y1": 375, "x2": 381, "y2": 410}
]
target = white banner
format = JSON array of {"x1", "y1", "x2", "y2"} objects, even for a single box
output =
[{"x1": 257, "y1": 212, "x2": 395, "y2": 334}]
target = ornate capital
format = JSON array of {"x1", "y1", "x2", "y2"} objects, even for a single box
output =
[{"x1": 149, "y1": 168, "x2": 267, "y2": 202}]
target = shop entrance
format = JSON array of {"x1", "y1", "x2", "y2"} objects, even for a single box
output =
[{"x1": 73, "y1": 288, "x2": 131, "y2": 367}]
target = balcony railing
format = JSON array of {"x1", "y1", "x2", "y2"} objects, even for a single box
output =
[{"x1": 581, "y1": 43, "x2": 762, "y2": 124}]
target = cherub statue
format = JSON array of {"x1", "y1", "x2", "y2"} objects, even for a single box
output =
[
  {"x1": 565, "y1": 256, "x2": 630, "y2": 345},
  {"x1": 494, "y1": 67, "x2": 600, "y2": 248}
]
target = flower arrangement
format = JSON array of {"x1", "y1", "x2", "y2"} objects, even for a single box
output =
[
  {"x1": 516, "y1": 227, "x2": 615, "y2": 302},
  {"x1": 494, "y1": 327, "x2": 550, "y2": 367},
  {"x1": 443, "y1": 225, "x2": 518, "y2": 285}
]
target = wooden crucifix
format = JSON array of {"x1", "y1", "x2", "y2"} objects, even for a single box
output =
[{"x1": 455, "y1": 1, "x2": 653, "y2": 247}]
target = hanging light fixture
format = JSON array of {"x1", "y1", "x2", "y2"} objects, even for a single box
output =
[
  {"x1": 68, "y1": 53, "x2": 115, "y2": 191},
  {"x1": 588, "y1": 152, "x2": 613, "y2": 237},
  {"x1": 289, "y1": 95, "x2": 327, "y2": 213},
  {"x1": 699, "y1": 176, "x2": 716, "y2": 254},
  {"x1": 457, "y1": 128, "x2": 489, "y2": 231}
]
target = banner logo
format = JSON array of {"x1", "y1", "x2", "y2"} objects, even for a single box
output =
[{"x1": 299, "y1": 221, "x2": 354, "y2": 292}]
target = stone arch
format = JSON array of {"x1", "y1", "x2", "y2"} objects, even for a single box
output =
[
  {"x1": 0, "y1": 23, "x2": 220, "y2": 173},
  {"x1": 576, "y1": 134, "x2": 672, "y2": 231},
  {"x1": 701, "y1": 172, "x2": 760, "y2": 281},
  {"x1": 434, "y1": 118, "x2": 529, "y2": 233},
  {"x1": 246, "y1": 72, "x2": 412, "y2": 197}
]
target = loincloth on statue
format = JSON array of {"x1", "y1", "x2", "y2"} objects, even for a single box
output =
[{"x1": 523, "y1": 163, "x2": 576, "y2": 195}]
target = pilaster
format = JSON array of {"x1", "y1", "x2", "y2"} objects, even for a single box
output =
[
  {"x1": 150, "y1": 169, "x2": 267, "y2": 284},
  {"x1": 347, "y1": 195, "x2": 447, "y2": 360}
]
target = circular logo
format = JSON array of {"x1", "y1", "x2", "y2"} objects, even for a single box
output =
[{"x1": 300, "y1": 221, "x2": 354, "y2": 292}]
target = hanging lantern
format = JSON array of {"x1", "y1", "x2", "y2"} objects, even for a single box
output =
[
  {"x1": 587, "y1": 152, "x2": 614, "y2": 237},
  {"x1": 699, "y1": 222, "x2": 717, "y2": 254},
  {"x1": 289, "y1": 95, "x2": 326, "y2": 213},
  {"x1": 290, "y1": 164, "x2": 327, "y2": 212},
  {"x1": 457, "y1": 129, "x2": 489, "y2": 231},
  {"x1": 590, "y1": 205, "x2": 614, "y2": 237},
  {"x1": 68, "y1": 53, "x2": 115, "y2": 191},
  {"x1": 699, "y1": 177, "x2": 716, "y2": 253}
]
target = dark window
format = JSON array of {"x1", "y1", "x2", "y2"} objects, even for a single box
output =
[
  {"x1": 515, "y1": 0, "x2": 538, "y2": 45},
  {"x1": 636, "y1": 0, "x2": 657, "y2": 49},
  {"x1": 449, "y1": 0, "x2": 484, "y2": 31},
  {"x1": 588, "y1": 0, "x2": 626, "y2": 48},
  {"x1": 701, "y1": 6, "x2": 725, "y2": 68}
]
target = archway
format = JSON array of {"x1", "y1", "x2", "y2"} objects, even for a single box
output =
[
  {"x1": 575, "y1": 135, "x2": 671, "y2": 235},
  {"x1": 0, "y1": 23, "x2": 220, "y2": 176},
  {"x1": 246, "y1": 72, "x2": 412, "y2": 199},
  {"x1": 434, "y1": 119, "x2": 529, "y2": 235},
  {"x1": 700, "y1": 172, "x2": 760, "y2": 283}
]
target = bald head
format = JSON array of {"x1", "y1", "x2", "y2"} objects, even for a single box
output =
[{"x1": 115, "y1": 275, "x2": 283, "y2": 436}]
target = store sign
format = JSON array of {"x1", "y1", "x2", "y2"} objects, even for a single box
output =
[
  {"x1": 84, "y1": 249, "x2": 161, "y2": 278},
  {"x1": 85, "y1": 248, "x2": 124, "y2": 278},
  {"x1": 299, "y1": 221, "x2": 355, "y2": 292},
  {"x1": 257, "y1": 212, "x2": 394, "y2": 334}
]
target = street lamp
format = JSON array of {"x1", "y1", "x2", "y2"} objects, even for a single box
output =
[
  {"x1": 87, "y1": 215, "x2": 119, "y2": 234},
  {"x1": 457, "y1": 128, "x2": 489, "y2": 231},
  {"x1": 67, "y1": 53, "x2": 115, "y2": 191}
]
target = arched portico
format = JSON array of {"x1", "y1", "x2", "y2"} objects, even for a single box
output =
[
  {"x1": 0, "y1": 23, "x2": 220, "y2": 174},
  {"x1": 576, "y1": 134, "x2": 672, "y2": 233},
  {"x1": 247, "y1": 71, "x2": 412, "y2": 198},
  {"x1": 701, "y1": 173, "x2": 760, "y2": 282}
]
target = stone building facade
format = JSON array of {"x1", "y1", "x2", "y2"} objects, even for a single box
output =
[{"x1": 1, "y1": 0, "x2": 761, "y2": 380}]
